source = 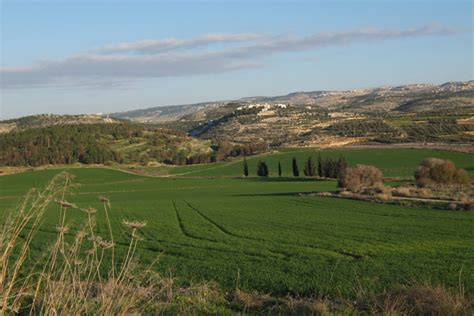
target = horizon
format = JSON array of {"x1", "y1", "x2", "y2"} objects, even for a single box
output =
[
  {"x1": 1, "y1": 0, "x2": 473, "y2": 119},
  {"x1": 3, "y1": 79, "x2": 471, "y2": 119}
]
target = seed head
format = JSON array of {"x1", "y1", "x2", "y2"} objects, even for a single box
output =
[
  {"x1": 122, "y1": 220, "x2": 147, "y2": 230},
  {"x1": 55, "y1": 226, "x2": 70, "y2": 234},
  {"x1": 55, "y1": 200, "x2": 77, "y2": 209},
  {"x1": 85, "y1": 248, "x2": 95, "y2": 256},
  {"x1": 80, "y1": 207, "x2": 97, "y2": 214},
  {"x1": 88, "y1": 235, "x2": 103, "y2": 244},
  {"x1": 99, "y1": 196, "x2": 111, "y2": 207},
  {"x1": 75, "y1": 230, "x2": 87, "y2": 241},
  {"x1": 98, "y1": 239, "x2": 115, "y2": 249}
]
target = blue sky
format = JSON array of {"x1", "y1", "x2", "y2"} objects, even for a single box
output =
[{"x1": 1, "y1": 0, "x2": 472, "y2": 119}]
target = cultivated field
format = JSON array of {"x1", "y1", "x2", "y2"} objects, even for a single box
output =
[
  {"x1": 1, "y1": 148, "x2": 473, "y2": 300},
  {"x1": 129, "y1": 148, "x2": 474, "y2": 178}
]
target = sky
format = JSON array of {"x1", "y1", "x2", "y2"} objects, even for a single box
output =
[{"x1": 0, "y1": 0, "x2": 473, "y2": 119}]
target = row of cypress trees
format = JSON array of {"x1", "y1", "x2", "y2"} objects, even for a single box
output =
[{"x1": 243, "y1": 155, "x2": 347, "y2": 178}]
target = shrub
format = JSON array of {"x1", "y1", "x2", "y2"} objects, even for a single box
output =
[
  {"x1": 338, "y1": 164, "x2": 384, "y2": 192},
  {"x1": 377, "y1": 284, "x2": 471, "y2": 315},
  {"x1": 393, "y1": 186, "x2": 411, "y2": 197},
  {"x1": 415, "y1": 158, "x2": 470, "y2": 187}
]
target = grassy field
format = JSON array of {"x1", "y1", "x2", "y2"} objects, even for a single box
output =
[
  {"x1": 128, "y1": 148, "x2": 474, "y2": 178},
  {"x1": 1, "y1": 148, "x2": 473, "y2": 300}
]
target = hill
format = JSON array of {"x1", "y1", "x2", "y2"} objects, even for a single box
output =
[
  {"x1": 111, "y1": 81, "x2": 474, "y2": 122},
  {"x1": 110, "y1": 81, "x2": 474, "y2": 146},
  {"x1": 0, "y1": 121, "x2": 270, "y2": 168},
  {"x1": 0, "y1": 114, "x2": 121, "y2": 134},
  {"x1": 0, "y1": 123, "x2": 214, "y2": 167}
]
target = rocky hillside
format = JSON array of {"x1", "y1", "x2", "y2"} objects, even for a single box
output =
[
  {"x1": 111, "y1": 81, "x2": 474, "y2": 123},
  {"x1": 0, "y1": 114, "x2": 121, "y2": 134},
  {"x1": 110, "y1": 81, "x2": 474, "y2": 146}
]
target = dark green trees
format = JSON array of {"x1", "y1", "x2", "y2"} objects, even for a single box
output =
[
  {"x1": 292, "y1": 157, "x2": 299, "y2": 177},
  {"x1": 336, "y1": 156, "x2": 347, "y2": 179},
  {"x1": 304, "y1": 156, "x2": 316, "y2": 176},
  {"x1": 243, "y1": 158, "x2": 249, "y2": 177},
  {"x1": 278, "y1": 161, "x2": 282, "y2": 177},
  {"x1": 317, "y1": 155, "x2": 347, "y2": 179},
  {"x1": 257, "y1": 160, "x2": 269, "y2": 177},
  {"x1": 317, "y1": 153, "x2": 323, "y2": 177}
]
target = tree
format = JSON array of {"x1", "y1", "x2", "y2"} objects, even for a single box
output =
[
  {"x1": 415, "y1": 158, "x2": 470, "y2": 187},
  {"x1": 292, "y1": 157, "x2": 299, "y2": 177},
  {"x1": 317, "y1": 153, "x2": 323, "y2": 177},
  {"x1": 243, "y1": 158, "x2": 249, "y2": 177},
  {"x1": 278, "y1": 161, "x2": 282, "y2": 177},
  {"x1": 257, "y1": 160, "x2": 269, "y2": 177},
  {"x1": 336, "y1": 156, "x2": 347, "y2": 178},
  {"x1": 338, "y1": 164, "x2": 383, "y2": 192},
  {"x1": 304, "y1": 156, "x2": 316, "y2": 176}
]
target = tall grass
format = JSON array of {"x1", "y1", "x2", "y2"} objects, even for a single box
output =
[{"x1": 0, "y1": 172, "x2": 226, "y2": 314}]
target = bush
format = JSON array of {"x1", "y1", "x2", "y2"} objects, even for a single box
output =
[
  {"x1": 415, "y1": 158, "x2": 470, "y2": 187},
  {"x1": 338, "y1": 164, "x2": 383, "y2": 192},
  {"x1": 393, "y1": 186, "x2": 411, "y2": 197}
]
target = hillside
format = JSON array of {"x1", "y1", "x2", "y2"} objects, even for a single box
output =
[
  {"x1": 110, "y1": 81, "x2": 474, "y2": 146},
  {"x1": 0, "y1": 114, "x2": 122, "y2": 134},
  {"x1": 111, "y1": 81, "x2": 474, "y2": 121},
  {"x1": 0, "y1": 123, "x2": 214, "y2": 167}
]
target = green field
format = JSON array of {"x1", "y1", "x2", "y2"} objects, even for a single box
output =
[
  {"x1": 144, "y1": 148, "x2": 474, "y2": 178},
  {"x1": 1, "y1": 148, "x2": 473, "y2": 299}
]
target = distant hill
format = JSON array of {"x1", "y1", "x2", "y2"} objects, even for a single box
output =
[
  {"x1": 109, "y1": 81, "x2": 474, "y2": 146},
  {"x1": 110, "y1": 81, "x2": 474, "y2": 123},
  {"x1": 2, "y1": 81, "x2": 473, "y2": 158},
  {"x1": 0, "y1": 114, "x2": 122, "y2": 134}
]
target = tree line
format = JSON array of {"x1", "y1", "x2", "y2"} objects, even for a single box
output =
[{"x1": 245, "y1": 154, "x2": 347, "y2": 178}]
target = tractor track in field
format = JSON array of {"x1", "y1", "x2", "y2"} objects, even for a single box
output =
[
  {"x1": 183, "y1": 200, "x2": 364, "y2": 260},
  {"x1": 178, "y1": 200, "x2": 295, "y2": 259},
  {"x1": 173, "y1": 200, "x2": 285, "y2": 258},
  {"x1": 169, "y1": 201, "x2": 286, "y2": 260},
  {"x1": 183, "y1": 200, "x2": 268, "y2": 243},
  {"x1": 140, "y1": 230, "x2": 284, "y2": 261},
  {"x1": 172, "y1": 201, "x2": 221, "y2": 243}
]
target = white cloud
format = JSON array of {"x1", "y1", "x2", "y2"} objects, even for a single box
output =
[{"x1": 0, "y1": 25, "x2": 468, "y2": 89}]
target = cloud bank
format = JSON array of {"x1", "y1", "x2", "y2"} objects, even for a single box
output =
[{"x1": 0, "y1": 24, "x2": 468, "y2": 89}]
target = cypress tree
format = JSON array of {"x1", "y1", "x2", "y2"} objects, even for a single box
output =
[
  {"x1": 278, "y1": 161, "x2": 282, "y2": 177},
  {"x1": 324, "y1": 157, "x2": 336, "y2": 178},
  {"x1": 317, "y1": 153, "x2": 323, "y2": 177},
  {"x1": 243, "y1": 158, "x2": 249, "y2": 177},
  {"x1": 292, "y1": 157, "x2": 299, "y2": 177},
  {"x1": 257, "y1": 160, "x2": 269, "y2": 177},
  {"x1": 336, "y1": 156, "x2": 347, "y2": 178},
  {"x1": 304, "y1": 156, "x2": 316, "y2": 176}
]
